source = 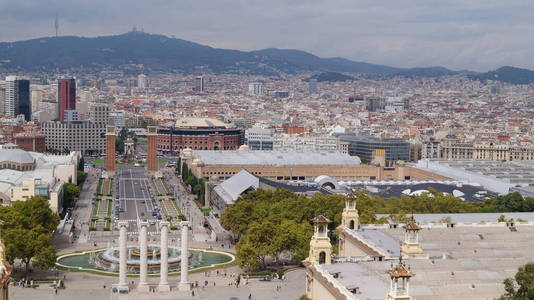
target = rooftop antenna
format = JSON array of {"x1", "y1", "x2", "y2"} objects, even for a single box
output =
[{"x1": 54, "y1": 13, "x2": 59, "y2": 37}]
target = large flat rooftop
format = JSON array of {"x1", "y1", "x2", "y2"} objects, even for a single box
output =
[
  {"x1": 327, "y1": 224, "x2": 534, "y2": 300},
  {"x1": 193, "y1": 150, "x2": 361, "y2": 166},
  {"x1": 414, "y1": 159, "x2": 534, "y2": 194},
  {"x1": 175, "y1": 117, "x2": 228, "y2": 128}
]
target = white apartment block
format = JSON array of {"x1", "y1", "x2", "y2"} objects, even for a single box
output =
[
  {"x1": 245, "y1": 127, "x2": 274, "y2": 150},
  {"x1": 273, "y1": 135, "x2": 343, "y2": 152},
  {"x1": 41, "y1": 121, "x2": 106, "y2": 155},
  {"x1": 248, "y1": 82, "x2": 264, "y2": 95}
]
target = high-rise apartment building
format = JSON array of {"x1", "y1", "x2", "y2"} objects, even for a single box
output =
[
  {"x1": 88, "y1": 103, "x2": 110, "y2": 124},
  {"x1": 58, "y1": 78, "x2": 76, "y2": 122},
  {"x1": 77, "y1": 91, "x2": 93, "y2": 119},
  {"x1": 248, "y1": 82, "x2": 264, "y2": 95},
  {"x1": 0, "y1": 82, "x2": 5, "y2": 115},
  {"x1": 31, "y1": 89, "x2": 44, "y2": 113},
  {"x1": 308, "y1": 79, "x2": 318, "y2": 94},
  {"x1": 195, "y1": 76, "x2": 205, "y2": 92},
  {"x1": 4, "y1": 76, "x2": 31, "y2": 120},
  {"x1": 137, "y1": 74, "x2": 147, "y2": 89}
]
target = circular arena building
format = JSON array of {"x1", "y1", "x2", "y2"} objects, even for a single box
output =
[{"x1": 157, "y1": 118, "x2": 242, "y2": 154}]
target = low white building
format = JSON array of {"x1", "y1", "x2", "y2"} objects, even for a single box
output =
[
  {"x1": 0, "y1": 147, "x2": 78, "y2": 213},
  {"x1": 245, "y1": 127, "x2": 274, "y2": 150}
]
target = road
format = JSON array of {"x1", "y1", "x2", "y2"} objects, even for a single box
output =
[{"x1": 117, "y1": 166, "x2": 159, "y2": 234}]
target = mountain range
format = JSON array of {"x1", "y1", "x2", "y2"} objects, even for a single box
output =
[{"x1": 0, "y1": 32, "x2": 534, "y2": 83}]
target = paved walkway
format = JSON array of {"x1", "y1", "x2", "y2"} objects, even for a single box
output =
[{"x1": 10, "y1": 267, "x2": 305, "y2": 300}]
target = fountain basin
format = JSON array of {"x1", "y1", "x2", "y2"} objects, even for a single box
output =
[{"x1": 56, "y1": 248, "x2": 234, "y2": 276}]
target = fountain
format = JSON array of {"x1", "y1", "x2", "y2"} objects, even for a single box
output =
[
  {"x1": 58, "y1": 245, "x2": 234, "y2": 274},
  {"x1": 88, "y1": 245, "x2": 198, "y2": 273}
]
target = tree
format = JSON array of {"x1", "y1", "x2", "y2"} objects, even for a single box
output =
[
  {"x1": 236, "y1": 221, "x2": 277, "y2": 270},
  {"x1": 484, "y1": 193, "x2": 534, "y2": 213},
  {"x1": 181, "y1": 164, "x2": 189, "y2": 181},
  {"x1": 0, "y1": 197, "x2": 59, "y2": 273},
  {"x1": 193, "y1": 183, "x2": 202, "y2": 197},
  {"x1": 119, "y1": 127, "x2": 128, "y2": 140},
  {"x1": 77, "y1": 170, "x2": 87, "y2": 186},
  {"x1": 499, "y1": 263, "x2": 534, "y2": 300},
  {"x1": 273, "y1": 220, "x2": 312, "y2": 262},
  {"x1": 78, "y1": 156, "x2": 85, "y2": 171},
  {"x1": 221, "y1": 200, "x2": 257, "y2": 240},
  {"x1": 63, "y1": 183, "x2": 80, "y2": 210},
  {"x1": 185, "y1": 175, "x2": 198, "y2": 189},
  {"x1": 116, "y1": 137, "x2": 125, "y2": 154},
  {"x1": 176, "y1": 157, "x2": 181, "y2": 174}
]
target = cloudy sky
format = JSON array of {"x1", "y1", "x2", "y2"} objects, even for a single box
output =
[{"x1": 1, "y1": 0, "x2": 533, "y2": 71}]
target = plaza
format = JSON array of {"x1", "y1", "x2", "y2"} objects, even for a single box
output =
[{"x1": 5, "y1": 127, "x2": 306, "y2": 300}]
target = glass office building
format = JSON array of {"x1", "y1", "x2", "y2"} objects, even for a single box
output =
[{"x1": 339, "y1": 135, "x2": 410, "y2": 163}]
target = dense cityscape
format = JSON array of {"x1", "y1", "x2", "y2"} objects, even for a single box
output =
[{"x1": 1, "y1": 3, "x2": 534, "y2": 300}]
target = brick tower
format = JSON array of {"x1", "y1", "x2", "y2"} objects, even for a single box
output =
[
  {"x1": 147, "y1": 126, "x2": 158, "y2": 174},
  {"x1": 106, "y1": 125, "x2": 116, "y2": 175}
]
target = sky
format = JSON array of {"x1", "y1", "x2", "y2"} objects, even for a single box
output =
[{"x1": 1, "y1": 0, "x2": 534, "y2": 72}]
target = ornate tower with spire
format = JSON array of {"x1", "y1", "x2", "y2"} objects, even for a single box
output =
[
  {"x1": 341, "y1": 193, "x2": 359, "y2": 230},
  {"x1": 401, "y1": 221, "x2": 423, "y2": 255},
  {"x1": 386, "y1": 259, "x2": 415, "y2": 300},
  {"x1": 307, "y1": 215, "x2": 332, "y2": 265}
]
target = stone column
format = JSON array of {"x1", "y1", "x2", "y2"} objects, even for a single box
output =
[
  {"x1": 179, "y1": 221, "x2": 191, "y2": 291},
  {"x1": 118, "y1": 221, "x2": 129, "y2": 290},
  {"x1": 158, "y1": 221, "x2": 171, "y2": 292},
  {"x1": 138, "y1": 221, "x2": 149, "y2": 292}
]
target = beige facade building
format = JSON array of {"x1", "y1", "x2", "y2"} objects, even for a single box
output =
[
  {"x1": 10, "y1": 178, "x2": 63, "y2": 212},
  {"x1": 181, "y1": 149, "x2": 449, "y2": 183},
  {"x1": 439, "y1": 137, "x2": 534, "y2": 161}
]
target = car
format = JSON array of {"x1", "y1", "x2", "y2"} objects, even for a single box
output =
[
  {"x1": 119, "y1": 208, "x2": 125, "y2": 212},
  {"x1": 148, "y1": 220, "x2": 156, "y2": 225},
  {"x1": 140, "y1": 212, "x2": 145, "y2": 217}
]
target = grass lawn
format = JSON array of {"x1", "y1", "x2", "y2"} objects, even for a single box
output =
[
  {"x1": 93, "y1": 159, "x2": 104, "y2": 165},
  {"x1": 93, "y1": 159, "x2": 142, "y2": 166}
]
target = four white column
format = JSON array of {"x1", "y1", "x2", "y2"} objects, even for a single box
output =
[
  {"x1": 116, "y1": 220, "x2": 191, "y2": 293},
  {"x1": 137, "y1": 220, "x2": 149, "y2": 292},
  {"x1": 158, "y1": 221, "x2": 171, "y2": 292}
]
